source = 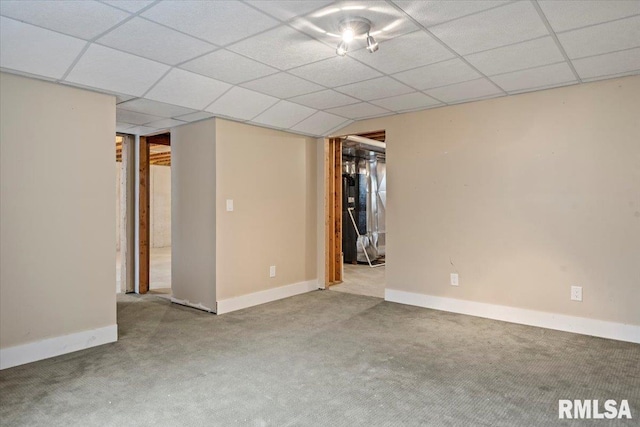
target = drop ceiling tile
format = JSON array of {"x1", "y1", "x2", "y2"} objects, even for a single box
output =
[
  {"x1": 97, "y1": 17, "x2": 215, "y2": 65},
  {"x1": 246, "y1": 1, "x2": 333, "y2": 21},
  {"x1": 394, "y1": 1, "x2": 510, "y2": 27},
  {"x1": 490, "y1": 62, "x2": 576, "y2": 93},
  {"x1": 251, "y1": 100, "x2": 316, "y2": 129},
  {"x1": 144, "y1": 118, "x2": 187, "y2": 129},
  {"x1": 557, "y1": 15, "x2": 640, "y2": 59},
  {"x1": 349, "y1": 31, "x2": 455, "y2": 75},
  {"x1": 116, "y1": 122, "x2": 136, "y2": 132},
  {"x1": 393, "y1": 58, "x2": 481, "y2": 90},
  {"x1": 465, "y1": 36, "x2": 564, "y2": 76},
  {"x1": 145, "y1": 69, "x2": 232, "y2": 110},
  {"x1": 336, "y1": 76, "x2": 415, "y2": 101},
  {"x1": 370, "y1": 92, "x2": 441, "y2": 112},
  {"x1": 425, "y1": 78, "x2": 503, "y2": 103},
  {"x1": 116, "y1": 94, "x2": 136, "y2": 104},
  {"x1": 142, "y1": 1, "x2": 279, "y2": 46},
  {"x1": 0, "y1": 0, "x2": 129, "y2": 40},
  {"x1": 205, "y1": 87, "x2": 279, "y2": 121},
  {"x1": 538, "y1": 0, "x2": 640, "y2": 32},
  {"x1": 175, "y1": 111, "x2": 215, "y2": 122},
  {"x1": 291, "y1": 1, "x2": 418, "y2": 46},
  {"x1": 180, "y1": 50, "x2": 278, "y2": 84},
  {"x1": 573, "y1": 48, "x2": 640, "y2": 80},
  {"x1": 228, "y1": 25, "x2": 335, "y2": 70},
  {"x1": 118, "y1": 98, "x2": 197, "y2": 118},
  {"x1": 116, "y1": 109, "x2": 163, "y2": 125},
  {"x1": 125, "y1": 125, "x2": 158, "y2": 135},
  {"x1": 0, "y1": 17, "x2": 86, "y2": 79},
  {"x1": 291, "y1": 111, "x2": 349, "y2": 136},
  {"x1": 65, "y1": 44, "x2": 170, "y2": 96},
  {"x1": 241, "y1": 72, "x2": 324, "y2": 99},
  {"x1": 429, "y1": 1, "x2": 548, "y2": 55},
  {"x1": 102, "y1": 1, "x2": 154, "y2": 13},
  {"x1": 326, "y1": 103, "x2": 390, "y2": 120},
  {"x1": 288, "y1": 56, "x2": 381, "y2": 87},
  {"x1": 288, "y1": 89, "x2": 360, "y2": 110}
]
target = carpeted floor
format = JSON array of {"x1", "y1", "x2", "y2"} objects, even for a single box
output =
[{"x1": 1, "y1": 291, "x2": 638, "y2": 426}]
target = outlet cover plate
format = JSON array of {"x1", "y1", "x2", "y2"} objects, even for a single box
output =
[
  {"x1": 450, "y1": 273, "x2": 459, "y2": 286},
  {"x1": 571, "y1": 286, "x2": 582, "y2": 302}
]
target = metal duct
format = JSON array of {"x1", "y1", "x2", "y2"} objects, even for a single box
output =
[{"x1": 343, "y1": 135, "x2": 386, "y2": 153}]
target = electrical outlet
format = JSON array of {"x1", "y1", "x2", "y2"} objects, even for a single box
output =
[
  {"x1": 226, "y1": 199, "x2": 234, "y2": 212},
  {"x1": 571, "y1": 286, "x2": 582, "y2": 302},
  {"x1": 269, "y1": 266, "x2": 276, "y2": 278},
  {"x1": 450, "y1": 273, "x2": 459, "y2": 286}
]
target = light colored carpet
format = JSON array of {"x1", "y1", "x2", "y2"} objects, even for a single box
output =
[{"x1": 1, "y1": 291, "x2": 638, "y2": 426}]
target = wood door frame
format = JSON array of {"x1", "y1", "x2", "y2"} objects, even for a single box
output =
[
  {"x1": 324, "y1": 137, "x2": 342, "y2": 286},
  {"x1": 117, "y1": 134, "x2": 135, "y2": 293}
]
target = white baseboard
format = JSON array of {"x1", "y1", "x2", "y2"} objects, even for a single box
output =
[
  {"x1": 170, "y1": 297, "x2": 215, "y2": 313},
  {"x1": 385, "y1": 289, "x2": 640, "y2": 344},
  {"x1": 0, "y1": 324, "x2": 118, "y2": 370},
  {"x1": 216, "y1": 280, "x2": 319, "y2": 315}
]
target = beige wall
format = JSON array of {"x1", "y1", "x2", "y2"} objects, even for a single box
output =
[
  {"x1": 336, "y1": 75, "x2": 640, "y2": 326},
  {"x1": 215, "y1": 119, "x2": 317, "y2": 300},
  {"x1": 171, "y1": 119, "x2": 217, "y2": 310},
  {"x1": 0, "y1": 73, "x2": 117, "y2": 349}
]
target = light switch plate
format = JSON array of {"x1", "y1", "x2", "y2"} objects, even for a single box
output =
[{"x1": 226, "y1": 199, "x2": 233, "y2": 211}]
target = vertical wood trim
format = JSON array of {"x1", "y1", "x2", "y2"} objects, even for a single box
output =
[
  {"x1": 333, "y1": 138, "x2": 342, "y2": 282},
  {"x1": 324, "y1": 139, "x2": 331, "y2": 287},
  {"x1": 328, "y1": 139, "x2": 335, "y2": 284},
  {"x1": 119, "y1": 137, "x2": 128, "y2": 293},
  {"x1": 139, "y1": 136, "x2": 150, "y2": 294}
]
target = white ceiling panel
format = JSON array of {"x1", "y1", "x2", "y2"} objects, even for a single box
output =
[
  {"x1": 175, "y1": 111, "x2": 215, "y2": 123},
  {"x1": 289, "y1": 56, "x2": 381, "y2": 87},
  {"x1": 241, "y1": 72, "x2": 324, "y2": 99},
  {"x1": 116, "y1": 94, "x2": 136, "y2": 104},
  {"x1": 0, "y1": 17, "x2": 86, "y2": 79},
  {"x1": 291, "y1": 1, "x2": 417, "y2": 46},
  {"x1": 251, "y1": 100, "x2": 316, "y2": 129},
  {"x1": 393, "y1": 58, "x2": 481, "y2": 91},
  {"x1": 180, "y1": 50, "x2": 278, "y2": 84},
  {"x1": 116, "y1": 109, "x2": 163, "y2": 125},
  {"x1": 291, "y1": 111, "x2": 349, "y2": 136},
  {"x1": 490, "y1": 62, "x2": 577, "y2": 93},
  {"x1": 144, "y1": 118, "x2": 187, "y2": 129},
  {"x1": 349, "y1": 30, "x2": 455, "y2": 75},
  {"x1": 0, "y1": 0, "x2": 129, "y2": 40},
  {"x1": 336, "y1": 76, "x2": 415, "y2": 101},
  {"x1": 557, "y1": 15, "x2": 640, "y2": 59},
  {"x1": 65, "y1": 44, "x2": 170, "y2": 96},
  {"x1": 288, "y1": 89, "x2": 360, "y2": 110},
  {"x1": 465, "y1": 36, "x2": 565, "y2": 76},
  {"x1": 102, "y1": 1, "x2": 154, "y2": 14},
  {"x1": 116, "y1": 122, "x2": 136, "y2": 132},
  {"x1": 370, "y1": 92, "x2": 441, "y2": 111},
  {"x1": 394, "y1": 1, "x2": 510, "y2": 28},
  {"x1": 246, "y1": 1, "x2": 333, "y2": 21},
  {"x1": 97, "y1": 17, "x2": 215, "y2": 65},
  {"x1": 124, "y1": 125, "x2": 158, "y2": 135},
  {"x1": 326, "y1": 102, "x2": 391, "y2": 120},
  {"x1": 573, "y1": 48, "x2": 640, "y2": 80},
  {"x1": 425, "y1": 78, "x2": 503, "y2": 103},
  {"x1": 117, "y1": 98, "x2": 197, "y2": 118},
  {"x1": 429, "y1": 1, "x2": 548, "y2": 55},
  {"x1": 145, "y1": 69, "x2": 232, "y2": 110},
  {"x1": 538, "y1": 0, "x2": 640, "y2": 33},
  {"x1": 228, "y1": 25, "x2": 336, "y2": 70},
  {"x1": 142, "y1": 1, "x2": 279, "y2": 46},
  {"x1": 205, "y1": 87, "x2": 279, "y2": 121}
]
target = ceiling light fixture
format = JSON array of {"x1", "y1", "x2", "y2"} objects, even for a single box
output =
[{"x1": 335, "y1": 18, "x2": 379, "y2": 57}]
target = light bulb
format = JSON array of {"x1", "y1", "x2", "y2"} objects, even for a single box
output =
[
  {"x1": 336, "y1": 41, "x2": 348, "y2": 56},
  {"x1": 366, "y1": 34, "x2": 379, "y2": 53},
  {"x1": 342, "y1": 27, "x2": 354, "y2": 43}
]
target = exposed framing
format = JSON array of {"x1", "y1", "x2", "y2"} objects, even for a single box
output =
[
  {"x1": 118, "y1": 134, "x2": 135, "y2": 293},
  {"x1": 138, "y1": 135, "x2": 150, "y2": 294},
  {"x1": 324, "y1": 137, "x2": 342, "y2": 286}
]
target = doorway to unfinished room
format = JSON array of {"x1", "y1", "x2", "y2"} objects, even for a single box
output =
[
  {"x1": 325, "y1": 130, "x2": 386, "y2": 298},
  {"x1": 139, "y1": 133, "x2": 172, "y2": 298}
]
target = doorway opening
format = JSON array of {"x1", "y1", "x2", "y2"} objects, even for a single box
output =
[{"x1": 325, "y1": 131, "x2": 386, "y2": 298}]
